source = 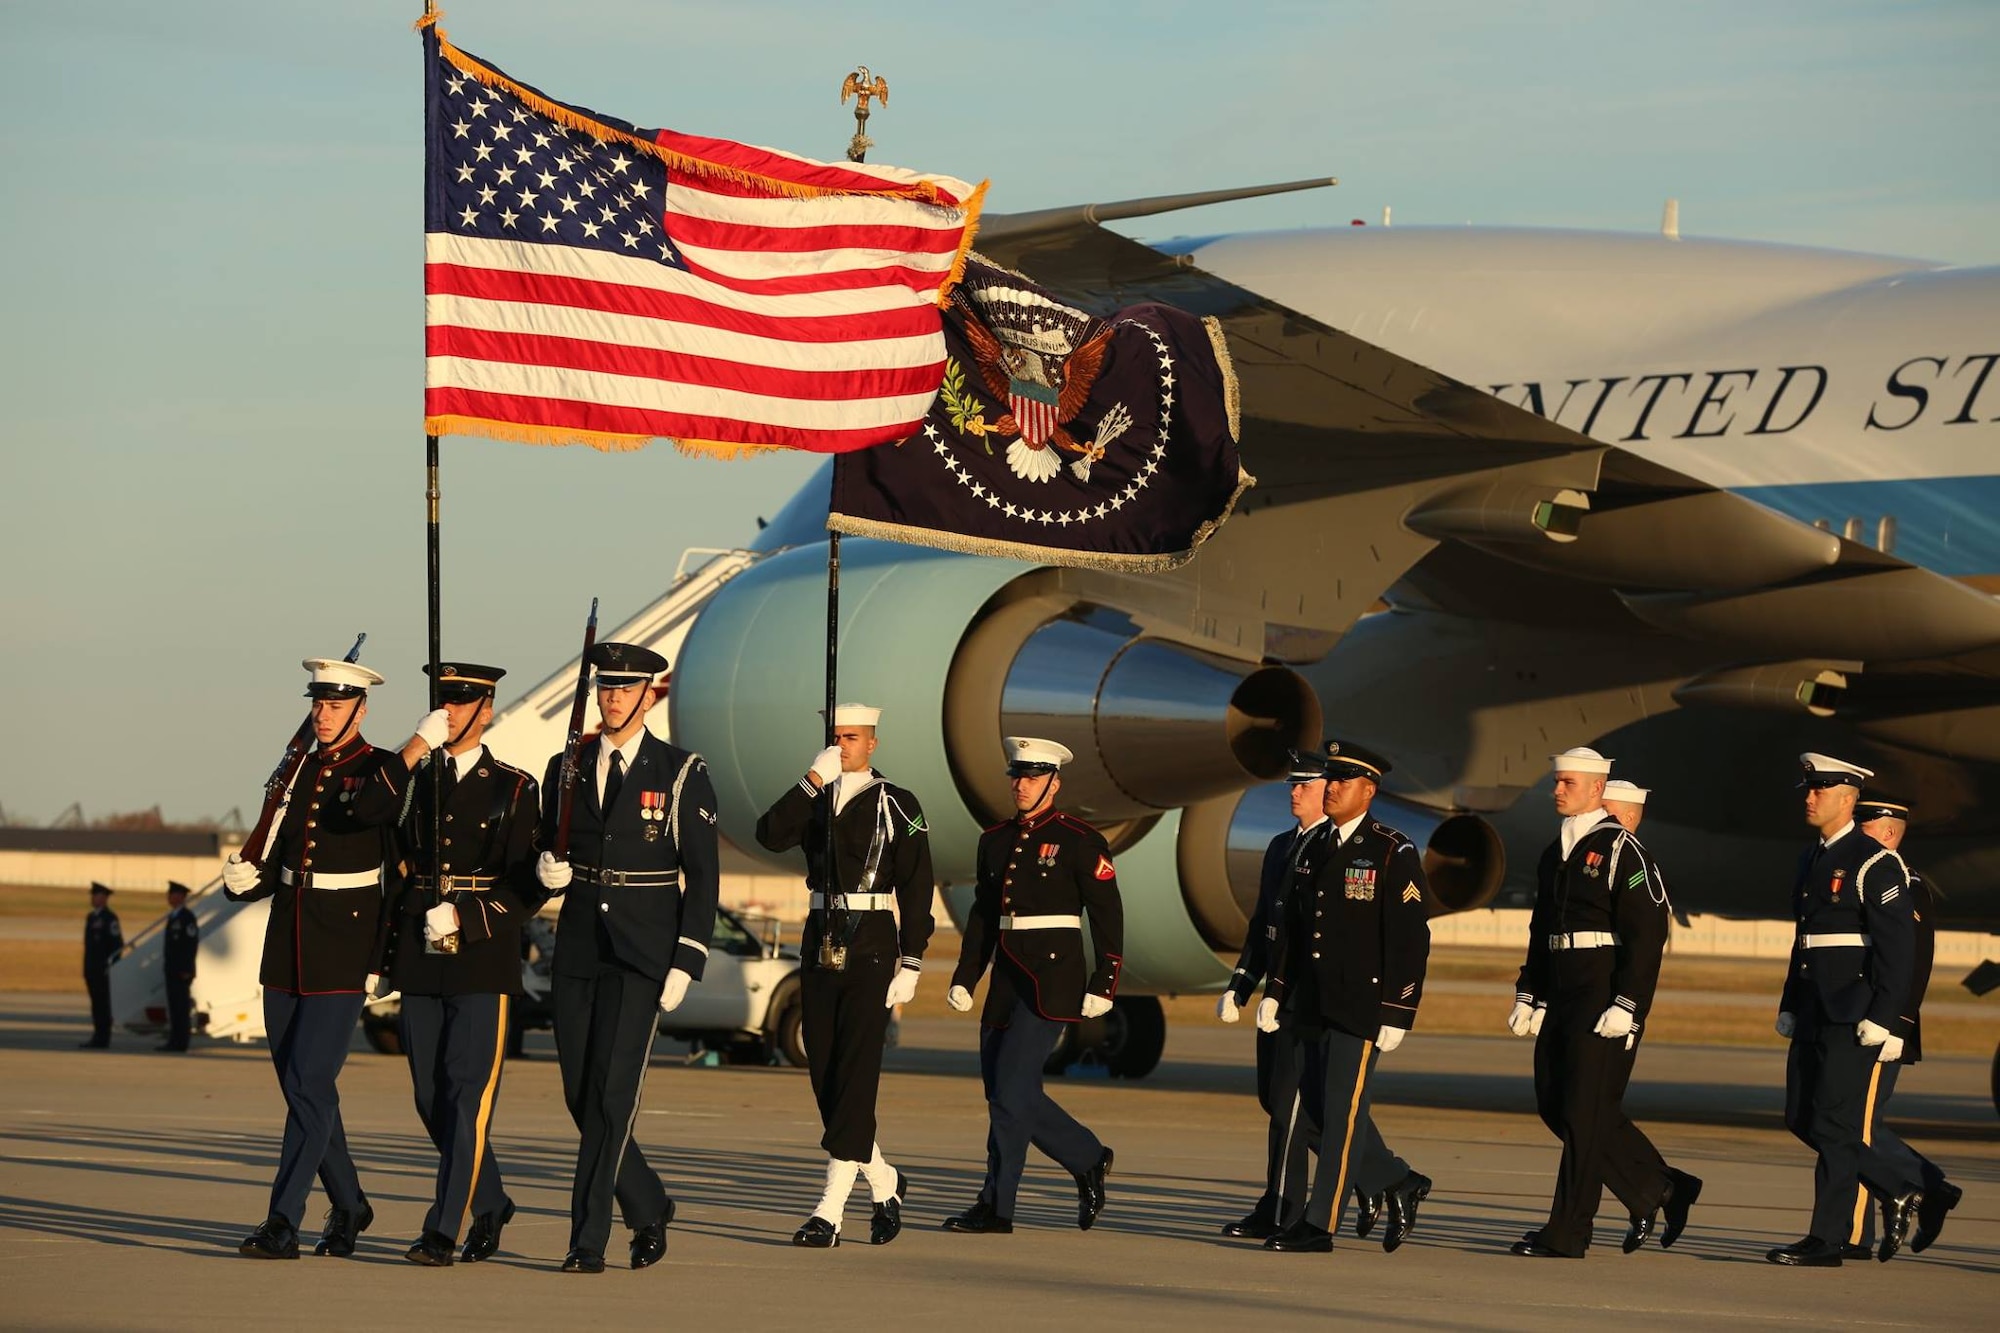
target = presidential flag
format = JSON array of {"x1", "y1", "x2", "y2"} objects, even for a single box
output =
[
  {"x1": 828, "y1": 258, "x2": 1252, "y2": 570},
  {"x1": 421, "y1": 23, "x2": 982, "y2": 454}
]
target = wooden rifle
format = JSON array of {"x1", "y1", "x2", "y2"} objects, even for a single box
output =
[
  {"x1": 243, "y1": 632, "x2": 365, "y2": 867},
  {"x1": 550, "y1": 599, "x2": 599, "y2": 860}
]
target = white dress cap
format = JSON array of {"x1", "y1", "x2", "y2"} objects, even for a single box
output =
[
  {"x1": 302, "y1": 657, "x2": 386, "y2": 692},
  {"x1": 1799, "y1": 752, "x2": 1874, "y2": 786},
  {"x1": 1003, "y1": 736, "x2": 1075, "y2": 772},
  {"x1": 826, "y1": 702, "x2": 882, "y2": 727},
  {"x1": 1549, "y1": 745, "x2": 1612, "y2": 776},
  {"x1": 1603, "y1": 779, "x2": 1649, "y2": 805}
]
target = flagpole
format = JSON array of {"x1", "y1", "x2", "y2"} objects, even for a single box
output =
[{"x1": 423, "y1": 2, "x2": 446, "y2": 912}]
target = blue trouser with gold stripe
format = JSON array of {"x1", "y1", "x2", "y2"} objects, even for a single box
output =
[
  {"x1": 401, "y1": 992, "x2": 512, "y2": 1241},
  {"x1": 1784, "y1": 1021, "x2": 1888, "y2": 1246},
  {"x1": 1299, "y1": 1024, "x2": 1407, "y2": 1231}
]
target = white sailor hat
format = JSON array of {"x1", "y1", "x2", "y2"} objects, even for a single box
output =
[
  {"x1": 1603, "y1": 779, "x2": 1650, "y2": 805},
  {"x1": 1003, "y1": 736, "x2": 1074, "y2": 776},
  {"x1": 824, "y1": 702, "x2": 882, "y2": 728},
  {"x1": 302, "y1": 657, "x2": 385, "y2": 699},
  {"x1": 1799, "y1": 752, "x2": 1872, "y2": 789},
  {"x1": 1549, "y1": 746, "x2": 1612, "y2": 775}
]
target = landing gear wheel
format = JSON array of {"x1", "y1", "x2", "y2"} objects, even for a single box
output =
[
  {"x1": 1042, "y1": 996, "x2": 1165, "y2": 1080},
  {"x1": 362, "y1": 1011, "x2": 403, "y2": 1057},
  {"x1": 767, "y1": 979, "x2": 807, "y2": 1068}
]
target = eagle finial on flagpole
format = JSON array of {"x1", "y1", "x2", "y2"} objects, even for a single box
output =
[{"x1": 839, "y1": 66, "x2": 888, "y2": 163}]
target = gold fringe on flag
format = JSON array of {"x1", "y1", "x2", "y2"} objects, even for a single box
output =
[
  {"x1": 425, "y1": 415, "x2": 652, "y2": 453},
  {"x1": 938, "y1": 181, "x2": 988, "y2": 303},
  {"x1": 1202, "y1": 315, "x2": 1242, "y2": 444}
]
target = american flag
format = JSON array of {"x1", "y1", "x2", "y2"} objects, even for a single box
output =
[{"x1": 422, "y1": 29, "x2": 981, "y2": 454}]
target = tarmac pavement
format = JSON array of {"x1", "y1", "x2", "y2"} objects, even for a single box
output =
[{"x1": 0, "y1": 993, "x2": 1992, "y2": 1330}]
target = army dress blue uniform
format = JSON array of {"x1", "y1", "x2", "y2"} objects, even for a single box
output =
[
  {"x1": 1223, "y1": 810, "x2": 1329, "y2": 1236},
  {"x1": 161, "y1": 886, "x2": 200, "y2": 1051},
  {"x1": 1772, "y1": 758, "x2": 1918, "y2": 1264},
  {"x1": 388, "y1": 680, "x2": 541, "y2": 1265},
  {"x1": 81, "y1": 888, "x2": 123, "y2": 1048},
  {"x1": 1513, "y1": 810, "x2": 1677, "y2": 1256},
  {"x1": 1263, "y1": 804, "x2": 1430, "y2": 1246},
  {"x1": 539, "y1": 715, "x2": 720, "y2": 1264},
  {"x1": 226, "y1": 715, "x2": 408, "y2": 1252},
  {"x1": 948, "y1": 741, "x2": 1123, "y2": 1230}
]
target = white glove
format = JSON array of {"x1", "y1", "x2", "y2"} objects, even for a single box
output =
[
  {"x1": 1506, "y1": 1000, "x2": 1536, "y2": 1037},
  {"x1": 946, "y1": 984, "x2": 973, "y2": 1012},
  {"x1": 1255, "y1": 998, "x2": 1281, "y2": 1033},
  {"x1": 1081, "y1": 993, "x2": 1113, "y2": 1019},
  {"x1": 414, "y1": 708, "x2": 451, "y2": 750},
  {"x1": 1775, "y1": 1011, "x2": 1796, "y2": 1039},
  {"x1": 536, "y1": 852, "x2": 572, "y2": 891},
  {"x1": 1877, "y1": 1034, "x2": 1905, "y2": 1063},
  {"x1": 1856, "y1": 1018, "x2": 1892, "y2": 1047},
  {"x1": 658, "y1": 968, "x2": 692, "y2": 1013},
  {"x1": 1216, "y1": 992, "x2": 1241, "y2": 1023},
  {"x1": 809, "y1": 746, "x2": 842, "y2": 786},
  {"x1": 365, "y1": 973, "x2": 394, "y2": 1001},
  {"x1": 1624, "y1": 1032, "x2": 1636, "y2": 1051},
  {"x1": 1530, "y1": 1003, "x2": 1547, "y2": 1036},
  {"x1": 423, "y1": 902, "x2": 461, "y2": 942},
  {"x1": 885, "y1": 967, "x2": 920, "y2": 1008},
  {"x1": 1593, "y1": 1006, "x2": 1635, "y2": 1041},
  {"x1": 1376, "y1": 1025, "x2": 1406, "y2": 1053},
  {"x1": 222, "y1": 854, "x2": 261, "y2": 893}
]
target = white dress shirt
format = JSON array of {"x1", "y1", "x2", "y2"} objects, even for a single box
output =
[
  {"x1": 1331, "y1": 811, "x2": 1367, "y2": 847},
  {"x1": 1560, "y1": 807, "x2": 1612, "y2": 859},
  {"x1": 596, "y1": 730, "x2": 646, "y2": 804},
  {"x1": 1820, "y1": 820, "x2": 1855, "y2": 848}
]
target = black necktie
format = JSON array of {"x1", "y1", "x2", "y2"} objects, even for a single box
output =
[
  {"x1": 439, "y1": 754, "x2": 459, "y2": 803},
  {"x1": 604, "y1": 750, "x2": 626, "y2": 810}
]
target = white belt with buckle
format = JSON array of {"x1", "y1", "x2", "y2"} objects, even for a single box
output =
[
  {"x1": 575, "y1": 867, "x2": 679, "y2": 888},
  {"x1": 279, "y1": 867, "x2": 381, "y2": 890},
  {"x1": 1801, "y1": 933, "x2": 1870, "y2": 949},
  {"x1": 1548, "y1": 930, "x2": 1619, "y2": 951},
  {"x1": 811, "y1": 892, "x2": 894, "y2": 911},
  {"x1": 1002, "y1": 914, "x2": 1083, "y2": 931},
  {"x1": 413, "y1": 874, "x2": 495, "y2": 893}
]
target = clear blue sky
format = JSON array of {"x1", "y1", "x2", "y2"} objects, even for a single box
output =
[{"x1": 2, "y1": 0, "x2": 1996, "y2": 823}]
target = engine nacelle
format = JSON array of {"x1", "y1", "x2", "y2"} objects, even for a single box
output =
[
  {"x1": 1176, "y1": 786, "x2": 1506, "y2": 951},
  {"x1": 1672, "y1": 661, "x2": 1850, "y2": 718}
]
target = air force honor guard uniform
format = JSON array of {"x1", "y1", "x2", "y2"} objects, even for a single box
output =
[
  {"x1": 1768, "y1": 754, "x2": 1919, "y2": 1268},
  {"x1": 221, "y1": 654, "x2": 436, "y2": 1260},
  {"x1": 159, "y1": 882, "x2": 199, "y2": 1052},
  {"x1": 386, "y1": 662, "x2": 541, "y2": 1267},
  {"x1": 1256, "y1": 741, "x2": 1432, "y2": 1254},
  {"x1": 1218, "y1": 749, "x2": 1328, "y2": 1240},
  {"x1": 1510, "y1": 749, "x2": 1691, "y2": 1259},
  {"x1": 80, "y1": 884, "x2": 122, "y2": 1048},
  {"x1": 755, "y1": 703, "x2": 935, "y2": 1247},
  {"x1": 1844, "y1": 793, "x2": 1957, "y2": 1261},
  {"x1": 534, "y1": 642, "x2": 720, "y2": 1274},
  {"x1": 945, "y1": 738, "x2": 1121, "y2": 1235}
]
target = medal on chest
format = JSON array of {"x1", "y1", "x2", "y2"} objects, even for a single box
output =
[
  {"x1": 1037, "y1": 842, "x2": 1059, "y2": 868},
  {"x1": 1829, "y1": 868, "x2": 1845, "y2": 901},
  {"x1": 338, "y1": 775, "x2": 363, "y2": 805},
  {"x1": 1344, "y1": 865, "x2": 1377, "y2": 901},
  {"x1": 640, "y1": 790, "x2": 666, "y2": 840},
  {"x1": 1582, "y1": 850, "x2": 1604, "y2": 878}
]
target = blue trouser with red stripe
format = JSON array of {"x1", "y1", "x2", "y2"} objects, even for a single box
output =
[
  {"x1": 977, "y1": 1010, "x2": 1103, "y2": 1220},
  {"x1": 263, "y1": 988, "x2": 367, "y2": 1228}
]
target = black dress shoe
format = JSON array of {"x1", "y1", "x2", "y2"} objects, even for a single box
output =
[
  {"x1": 1075, "y1": 1147, "x2": 1113, "y2": 1230},
  {"x1": 1263, "y1": 1220, "x2": 1334, "y2": 1253},
  {"x1": 792, "y1": 1216, "x2": 839, "y2": 1248},
  {"x1": 1841, "y1": 1243, "x2": 1873, "y2": 1260},
  {"x1": 1222, "y1": 1197, "x2": 1282, "y2": 1240},
  {"x1": 238, "y1": 1215, "x2": 299, "y2": 1260},
  {"x1": 461, "y1": 1199, "x2": 515, "y2": 1263},
  {"x1": 561, "y1": 1247, "x2": 606, "y2": 1274},
  {"x1": 1878, "y1": 1189, "x2": 1922, "y2": 1263},
  {"x1": 314, "y1": 1202, "x2": 373, "y2": 1257},
  {"x1": 1623, "y1": 1210, "x2": 1656, "y2": 1254},
  {"x1": 1911, "y1": 1180, "x2": 1961, "y2": 1253},
  {"x1": 1659, "y1": 1168, "x2": 1703, "y2": 1249},
  {"x1": 1765, "y1": 1236, "x2": 1842, "y2": 1267},
  {"x1": 404, "y1": 1231, "x2": 456, "y2": 1267},
  {"x1": 630, "y1": 1221, "x2": 668, "y2": 1269},
  {"x1": 1510, "y1": 1239, "x2": 1583, "y2": 1258},
  {"x1": 1382, "y1": 1171, "x2": 1430, "y2": 1253},
  {"x1": 76, "y1": 1039, "x2": 108, "y2": 1050},
  {"x1": 869, "y1": 1170, "x2": 907, "y2": 1245},
  {"x1": 942, "y1": 1200, "x2": 1013, "y2": 1234},
  {"x1": 1352, "y1": 1189, "x2": 1384, "y2": 1240}
]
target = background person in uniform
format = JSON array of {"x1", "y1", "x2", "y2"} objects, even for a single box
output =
[
  {"x1": 1849, "y1": 794, "x2": 1959, "y2": 1261},
  {"x1": 385, "y1": 661, "x2": 540, "y2": 1268},
  {"x1": 1216, "y1": 749, "x2": 1328, "y2": 1240},
  {"x1": 755, "y1": 702, "x2": 935, "y2": 1248},
  {"x1": 219, "y1": 654, "x2": 442, "y2": 1260},
  {"x1": 943, "y1": 737, "x2": 1121, "y2": 1236},
  {"x1": 1255, "y1": 740, "x2": 1432, "y2": 1255},
  {"x1": 79, "y1": 883, "x2": 122, "y2": 1049},
  {"x1": 158, "y1": 881, "x2": 198, "y2": 1052},
  {"x1": 534, "y1": 641, "x2": 720, "y2": 1274},
  {"x1": 1508, "y1": 750, "x2": 1693, "y2": 1259},
  {"x1": 1768, "y1": 753, "x2": 1918, "y2": 1268}
]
